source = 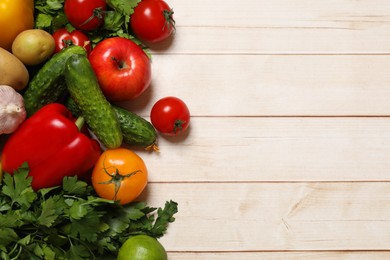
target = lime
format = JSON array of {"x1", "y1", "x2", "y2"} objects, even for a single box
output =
[{"x1": 117, "y1": 235, "x2": 168, "y2": 260}]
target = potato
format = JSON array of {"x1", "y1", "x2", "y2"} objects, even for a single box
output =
[
  {"x1": 0, "y1": 47, "x2": 29, "y2": 91},
  {"x1": 12, "y1": 29, "x2": 55, "y2": 66}
]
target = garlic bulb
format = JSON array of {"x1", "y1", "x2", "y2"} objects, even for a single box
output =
[{"x1": 0, "y1": 85, "x2": 26, "y2": 134}]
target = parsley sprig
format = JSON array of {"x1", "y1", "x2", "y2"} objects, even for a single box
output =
[
  {"x1": 34, "y1": 0, "x2": 142, "y2": 45},
  {"x1": 0, "y1": 163, "x2": 178, "y2": 259}
]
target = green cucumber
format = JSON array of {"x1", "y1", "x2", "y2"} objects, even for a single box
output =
[
  {"x1": 64, "y1": 54, "x2": 123, "y2": 149},
  {"x1": 114, "y1": 105, "x2": 158, "y2": 150},
  {"x1": 66, "y1": 98, "x2": 158, "y2": 150},
  {"x1": 23, "y1": 45, "x2": 87, "y2": 117}
]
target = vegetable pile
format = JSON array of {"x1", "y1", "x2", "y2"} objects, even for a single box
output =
[
  {"x1": 34, "y1": 0, "x2": 175, "y2": 47},
  {"x1": 0, "y1": 0, "x2": 189, "y2": 258}
]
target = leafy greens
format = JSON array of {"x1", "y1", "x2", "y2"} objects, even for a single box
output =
[
  {"x1": 34, "y1": 0, "x2": 142, "y2": 45},
  {"x1": 0, "y1": 163, "x2": 178, "y2": 259}
]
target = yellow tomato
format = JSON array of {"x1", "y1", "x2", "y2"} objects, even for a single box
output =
[
  {"x1": 0, "y1": 0, "x2": 34, "y2": 51},
  {"x1": 92, "y1": 148, "x2": 148, "y2": 205}
]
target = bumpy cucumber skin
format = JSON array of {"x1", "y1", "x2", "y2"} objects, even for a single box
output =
[
  {"x1": 66, "y1": 98, "x2": 157, "y2": 148},
  {"x1": 115, "y1": 105, "x2": 157, "y2": 147},
  {"x1": 64, "y1": 54, "x2": 123, "y2": 149},
  {"x1": 23, "y1": 46, "x2": 87, "y2": 117}
]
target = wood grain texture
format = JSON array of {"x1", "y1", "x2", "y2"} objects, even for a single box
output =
[
  {"x1": 150, "y1": 27, "x2": 390, "y2": 55},
  {"x1": 135, "y1": 0, "x2": 390, "y2": 257},
  {"x1": 1, "y1": 1, "x2": 389, "y2": 258},
  {"x1": 139, "y1": 117, "x2": 390, "y2": 182},
  {"x1": 120, "y1": 54, "x2": 390, "y2": 116},
  {"x1": 169, "y1": 0, "x2": 390, "y2": 27},
  {"x1": 143, "y1": 182, "x2": 390, "y2": 251},
  {"x1": 148, "y1": 0, "x2": 390, "y2": 54},
  {"x1": 168, "y1": 252, "x2": 390, "y2": 260}
]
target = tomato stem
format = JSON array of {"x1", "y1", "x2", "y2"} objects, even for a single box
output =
[
  {"x1": 99, "y1": 156, "x2": 141, "y2": 201},
  {"x1": 163, "y1": 9, "x2": 175, "y2": 31},
  {"x1": 62, "y1": 39, "x2": 74, "y2": 48},
  {"x1": 173, "y1": 120, "x2": 186, "y2": 134},
  {"x1": 79, "y1": 7, "x2": 105, "y2": 28}
]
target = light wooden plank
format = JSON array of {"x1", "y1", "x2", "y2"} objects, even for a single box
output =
[
  {"x1": 170, "y1": 0, "x2": 390, "y2": 28},
  {"x1": 148, "y1": 0, "x2": 390, "y2": 54},
  {"x1": 168, "y1": 252, "x2": 390, "y2": 260},
  {"x1": 136, "y1": 117, "x2": 390, "y2": 182},
  {"x1": 142, "y1": 182, "x2": 390, "y2": 251},
  {"x1": 150, "y1": 27, "x2": 390, "y2": 55},
  {"x1": 119, "y1": 54, "x2": 390, "y2": 117}
]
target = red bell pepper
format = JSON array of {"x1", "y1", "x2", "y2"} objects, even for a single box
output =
[{"x1": 1, "y1": 103, "x2": 101, "y2": 190}]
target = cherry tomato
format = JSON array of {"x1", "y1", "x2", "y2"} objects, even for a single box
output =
[
  {"x1": 64, "y1": 0, "x2": 106, "y2": 31},
  {"x1": 92, "y1": 148, "x2": 148, "y2": 205},
  {"x1": 52, "y1": 28, "x2": 92, "y2": 54},
  {"x1": 150, "y1": 96, "x2": 190, "y2": 136},
  {"x1": 0, "y1": 0, "x2": 34, "y2": 51},
  {"x1": 130, "y1": 0, "x2": 175, "y2": 44}
]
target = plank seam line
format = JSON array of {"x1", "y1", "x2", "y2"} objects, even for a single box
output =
[
  {"x1": 175, "y1": 25, "x2": 361, "y2": 30},
  {"x1": 149, "y1": 180, "x2": 390, "y2": 184},
  {"x1": 167, "y1": 250, "x2": 390, "y2": 253},
  {"x1": 151, "y1": 53, "x2": 390, "y2": 56},
  {"x1": 189, "y1": 115, "x2": 390, "y2": 118}
]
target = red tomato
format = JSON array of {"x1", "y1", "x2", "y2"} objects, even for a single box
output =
[
  {"x1": 52, "y1": 28, "x2": 92, "y2": 54},
  {"x1": 130, "y1": 0, "x2": 175, "y2": 44},
  {"x1": 150, "y1": 96, "x2": 190, "y2": 136},
  {"x1": 64, "y1": 0, "x2": 106, "y2": 31}
]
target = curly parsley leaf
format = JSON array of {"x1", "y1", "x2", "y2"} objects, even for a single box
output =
[
  {"x1": 62, "y1": 175, "x2": 90, "y2": 195},
  {"x1": 151, "y1": 200, "x2": 179, "y2": 237},
  {"x1": 0, "y1": 164, "x2": 178, "y2": 259},
  {"x1": 34, "y1": 0, "x2": 142, "y2": 47},
  {"x1": 1, "y1": 162, "x2": 36, "y2": 209},
  {"x1": 106, "y1": 0, "x2": 141, "y2": 16},
  {"x1": 37, "y1": 196, "x2": 62, "y2": 227},
  {"x1": 0, "y1": 228, "x2": 18, "y2": 248},
  {"x1": 34, "y1": 0, "x2": 66, "y2": 32},
  {"x1": 103, "y1": 10, "x2": 126, "y2": 31}
]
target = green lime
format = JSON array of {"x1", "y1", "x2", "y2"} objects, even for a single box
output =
[{"x1": 117, "y1": 235, "x2": 168, "y2": 260}]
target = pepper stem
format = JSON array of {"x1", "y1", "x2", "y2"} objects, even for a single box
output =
[{"x1": 74, "y1": 116, "x2": 85, "y2": 131}]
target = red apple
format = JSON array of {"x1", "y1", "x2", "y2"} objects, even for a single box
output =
[{"x1": 88, "y1": 37, "x2": 151, "y2": 101}]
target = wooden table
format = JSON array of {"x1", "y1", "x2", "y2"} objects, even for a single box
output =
[
  {"x1": 129, "y1": 0, "x2": 390, "y2": 259},
  {"x1": 2, "y1": 0, "x2": 390, "y2": 259}
]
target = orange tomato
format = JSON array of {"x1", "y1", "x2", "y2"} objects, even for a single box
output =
[
  {"x1": 0, "y1": 0, "x2": 35, "y2": 51},
  {"x1": 92, "y1": 148, "x2": 148, "y2": 205}
]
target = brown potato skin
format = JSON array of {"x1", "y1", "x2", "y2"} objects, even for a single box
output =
[
  {"x1": 12, "y1": 29, "x2": 55, "y2": 66},
  {"x1": 0, "y1": 47, "x2": 29, "y2": 91}
]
